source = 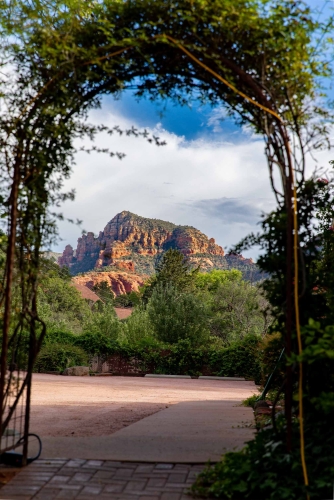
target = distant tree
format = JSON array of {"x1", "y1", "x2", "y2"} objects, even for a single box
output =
[
  {"x1": 155, "y1": 249, "x2": 199, "y2": 290},
  {"x1": 209, "y1": 280, "x2": 272, "y2": 344},
  {"x1": 122, "y1": 307, "x2": 156, "y2": 346},
  {"x1": 195, "y1": 269, "x2": 243, "y2": 292},
  {"x1": 38, "y1": 259, "x2": 91, "y2": 334},
  {"x1": 113, "y1": 290, "x2": 142, "y2": 308},
  {"x1": 93, "y1": 281, "x2": 114, "y2": 304},
  {"x1": 147, "y1": 283, "x2": 210, "y2": 346},
  {"x1": 83, "y1": 303, "x2": 120, "y2": 341},
  {"x1": 143, "y1": 249, "x2": 199, "y2": 302}
]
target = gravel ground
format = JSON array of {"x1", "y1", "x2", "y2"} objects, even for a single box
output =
[{"x1": 29, "y1": 374, "x2": 256, "y2": 438}]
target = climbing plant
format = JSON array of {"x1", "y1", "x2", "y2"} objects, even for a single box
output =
[{"x1": 0, "y1": 0, "x2": 333, "y2": 484}]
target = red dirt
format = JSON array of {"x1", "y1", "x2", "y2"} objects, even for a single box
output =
[{"x1": 29, "y1": 374, "x2": 256, "y2": 438}]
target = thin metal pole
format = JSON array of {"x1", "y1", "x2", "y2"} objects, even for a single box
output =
[
  {"x1": 257, "y1": 348, "x2": 285, "y2": 402},
  {"x1": 22, "y1": 371, "x2": 32, "y2": 466}
]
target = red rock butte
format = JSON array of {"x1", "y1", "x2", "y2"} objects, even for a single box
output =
[{"x1": 58, "y1": 211, "x2": 258, "y2": 294}]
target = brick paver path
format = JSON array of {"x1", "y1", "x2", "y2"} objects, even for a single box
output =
[{"x1": 0, "y1": 459, "x2": 208, "y2": 500}]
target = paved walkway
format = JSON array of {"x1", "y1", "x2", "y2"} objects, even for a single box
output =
[
  {"x1": 0, "y1": 378, "x2": 256, "y2": 498},
  {"x1": 40, "y1": 399, "x2": 254, "y2": 462},
  {"x1": 32, "y1": 377, "x2": 256, "y2": 463},
  {"x1": 0, "y1": 459, "x2": 206, "y2": 499}
]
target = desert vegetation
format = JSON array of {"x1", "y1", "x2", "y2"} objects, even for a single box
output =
[{"x1": 32, "y1": 250, "x2": 271, "y2": 380}]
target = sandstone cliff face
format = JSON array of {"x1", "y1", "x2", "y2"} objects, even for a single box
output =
[
  {"x1": 72, "y1": 271, "x2": 146, "y2": 297},
  {"x1": 59, "y1": 211, "x2": 224, "y2": 275},
  {"x1": 59, "y1": 211, "x2": 261, "y2": 290}
]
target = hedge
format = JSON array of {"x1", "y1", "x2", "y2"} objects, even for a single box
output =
[{"x1": 36, "y1": 330, "x2": 263, "y2": 382}]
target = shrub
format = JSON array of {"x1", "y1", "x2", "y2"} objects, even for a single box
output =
[
  {"x1": 74, "y1": 331, "x2": 118, "y2": 356},
  {"x1": 242, "y1": 393, "x2": 260, "y2": 407},
  {"x1": 149, "y1": 339, "x2": 206, "y2": 376},
  {"x1": 43, "y1": 329, "x2": 77, "y2": 346},
  {"x1": 206, "y1": 335, "x2": 262, "y2": 382},
  {"x1": 69, "y1": 333, "x2": 262, "y2": 379},
  {"x1": 140, "y1": 336, "x2": 262, "y2": 379},
  {"x1": 192, "y1": 417, "x2": 334, "y2": 499},
  {"x1": 35, "y1": 343, "x2": 88, "y2": 372}
]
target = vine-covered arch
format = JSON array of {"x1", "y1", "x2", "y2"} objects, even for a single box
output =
[{"x1": 0, "y1": 0, "x2": 332, "y2": 466}]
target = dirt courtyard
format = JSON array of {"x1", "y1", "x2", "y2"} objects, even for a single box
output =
[{"x1": 29, "y1": 374, "x2": 257, "y2": 438}]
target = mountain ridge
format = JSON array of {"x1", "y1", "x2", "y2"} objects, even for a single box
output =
[{"x1": 58, "y1": 211, "x2": 261, "y2": 287}]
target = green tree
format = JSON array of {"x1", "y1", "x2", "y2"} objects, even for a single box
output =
[
  {"x1": 38, "y1": 258, "x2": 91, "y2": 333},
  {"x1": 147, "y1": 283, "x2": 210, "y2": 346},
  {"x1": 143, "y1": 249, "x2": 199, "y2": 301},
  {"x1": 121, "y1": 307, "x2": 156, "y2": 347},
  {"x1": 83, "y1": 303, "x2": 120, "y2": 341},
  {"x1": 156, "y1": 249, "x2": 199, "y2": 288},
  {"x1": 92, "y1": 281, "x2": 114, "y2": 304},
  {"x1": 210, "y1": 280, "x2": 272, "y2": 344},
  {"x1": 195, "y1": 269, "x2": 243, "y2": 292},
  {"x1": 114, "y1": 291, "x2": 142, "y2": 308}
]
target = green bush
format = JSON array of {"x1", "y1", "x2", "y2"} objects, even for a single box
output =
[
  {"x1": 35, "y1": 343, "x2": 88, "y2": 372},
  {"x1": 192, "y1": 417, "x2": 334, "y2": 499},
  {"x1": 64, "y1": 333, "x2": 260, "y2": 379},
  {"x1": 156, "y1": 335, "x2": 261, "y2": 380},
  {"x1": 242, "y1": 393, "x2": 260, "y2": 407},
  {"x1": 146, "y1": 339, "x2": 206, "y2": 376},
  {"x1": 207, "y1": 335, "x2": 262, "y2": 382},
  {"x1": 74, "y1": 331, "x2": 118, "y2": 356},
  {"x1": 43, "y1": 329, "x2": 77, "y2": 345}
]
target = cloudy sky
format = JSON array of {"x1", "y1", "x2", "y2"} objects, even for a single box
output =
[{"x1": 54, "y1": 0, "x2": 333, "y2": 260}]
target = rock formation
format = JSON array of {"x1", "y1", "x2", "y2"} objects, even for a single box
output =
[
  {"x1": 58, "y1": 245, "x2": 75, "y2": 267},
  {"x1": 59, "y1": 211, "x2": 225, "y2": 273},
  {"x1": 72, "y1": 271, "x2": 146, "y2": 297},
  {"x1": 59, "y1": 211, "x2": 261, "y2": 291}
]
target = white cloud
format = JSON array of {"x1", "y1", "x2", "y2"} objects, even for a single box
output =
[{"x1": 53, "y1": 102, "x2": 334, "y2": 259}]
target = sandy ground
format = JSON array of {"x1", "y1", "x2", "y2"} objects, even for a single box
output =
[{"x1": 29, "y1": 374, "x2": 257, "y2": 438}]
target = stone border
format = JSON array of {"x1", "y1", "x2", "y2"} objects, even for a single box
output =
[
  {"x1": 145, "y1": 375, "x2": 192, "y2": 379},
  {"x1": 199, "y1": 376, "x2": 245, "y2": 381},
  {"x1": 145, "y1": 374, "x2": 246, "y2": 380}
]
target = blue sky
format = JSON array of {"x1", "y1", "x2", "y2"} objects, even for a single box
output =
[
  {"x1": 108, "y1": 92, "x2": 239, "y2": 142},
  {"x1": 55, "y1": 0, "x2": 334, "y2": 260},
  {"x1": 103, "y1": 0, "x2": 334, "y2": 141}
]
